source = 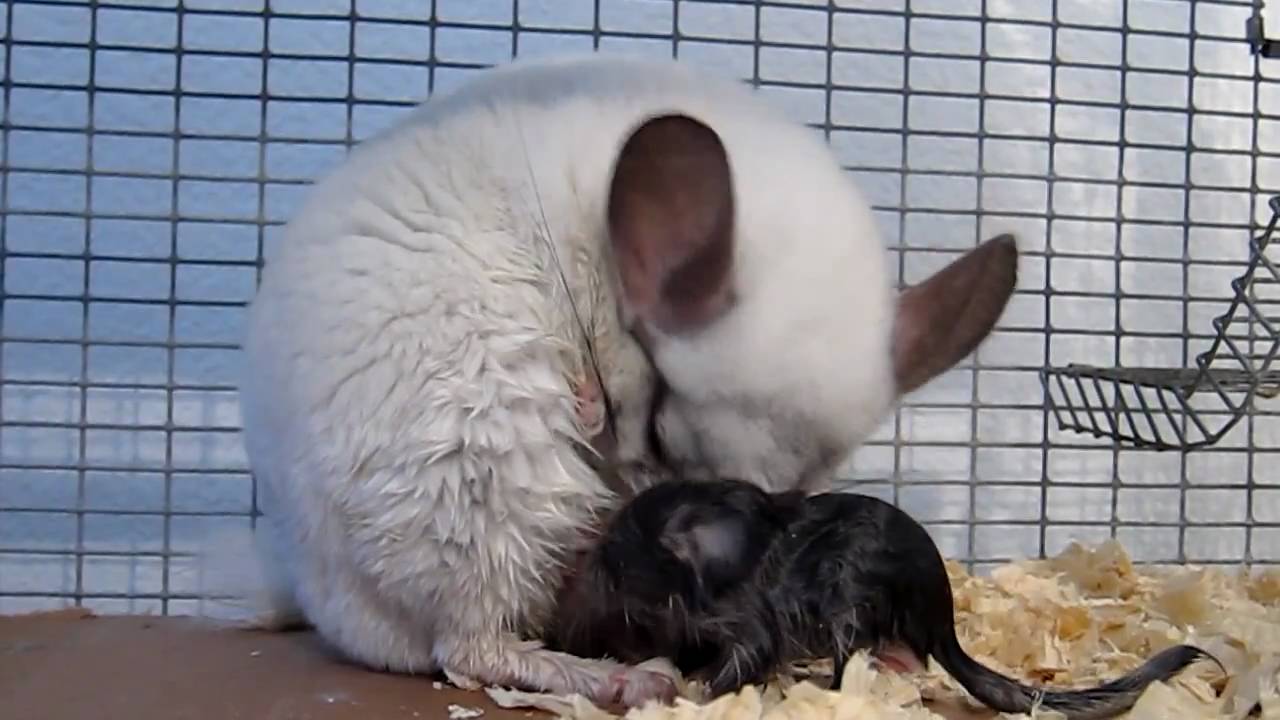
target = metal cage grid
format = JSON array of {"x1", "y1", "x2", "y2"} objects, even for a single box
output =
[{"x1": 1, "y1": 0, "x2": 1279, "y2": 616}]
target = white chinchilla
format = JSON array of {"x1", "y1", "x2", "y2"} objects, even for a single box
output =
[{"x1": 228, "y1": 53, "x2": 1018, "y2": 707}]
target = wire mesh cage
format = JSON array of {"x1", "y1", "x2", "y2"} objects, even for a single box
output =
[{"x1": 1, "y1": 0, "x2": 1280, "y2": 617}]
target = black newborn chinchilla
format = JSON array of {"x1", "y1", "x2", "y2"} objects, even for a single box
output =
[{"x1": 548, "y1": 478, "x2": 1222, "y2": 720}]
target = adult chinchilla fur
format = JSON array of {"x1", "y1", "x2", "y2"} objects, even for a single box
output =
[{"x1": 225, "y1": 54, "x2": 1019, "y2": 707}]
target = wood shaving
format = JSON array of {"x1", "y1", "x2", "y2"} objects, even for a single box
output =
[{"x1": 457, "y1": 540, "x2": 1280, "y2": 720}]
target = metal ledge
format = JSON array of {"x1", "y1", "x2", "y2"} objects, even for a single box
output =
[{"x1": 1041, "y1": 195, "x2": 1280, "y2": 451}]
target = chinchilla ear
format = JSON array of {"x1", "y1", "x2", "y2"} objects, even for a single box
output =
[
  {"x1": 607, "y1": 113, "x2": 737, "y2": 336},
  {"x1": 657, "y1": 501, "x2": 761, "y2": 603},
  {"x1": 660, "y1": 510, "x2": 749, "y2": 576},
  {"x1": 890, "y1": 234, "x2": 1019, "y2": 395}
]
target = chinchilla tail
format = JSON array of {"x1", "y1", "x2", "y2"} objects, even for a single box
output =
[
  {"x1": 187, "y1": 518, "x2": 307, "y2": 632},
  {"x1": 933, "y1": 631, "x2": 1219, "y2": 720}
]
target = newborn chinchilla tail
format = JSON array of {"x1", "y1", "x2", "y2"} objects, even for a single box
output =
[{"x1": 934, "y1": 634, "x2": 1220, "y2": 720}]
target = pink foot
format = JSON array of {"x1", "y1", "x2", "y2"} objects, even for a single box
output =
[
  {"x1": 572, "y1": 375, "x2": 607, "y2": 439},
  {"x1": 872, "y1": 645, "x2": 927, "y2": 675},
  {"x1": 598, "y1": 667, "x2": 679, "y2": 710}
]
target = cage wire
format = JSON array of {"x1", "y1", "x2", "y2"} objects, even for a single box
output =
[{"x1": 1, "y1": 0, "x2": 1279, "y2": 617}]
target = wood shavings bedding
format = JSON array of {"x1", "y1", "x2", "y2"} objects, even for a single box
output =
[{"x1": 470, "y1": 540, "x2": 1280, "y2": 720}]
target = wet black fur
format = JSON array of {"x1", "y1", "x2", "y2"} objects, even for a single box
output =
[{"x1": 549, "y1": 479, "x2": 1220, "y2": 720}]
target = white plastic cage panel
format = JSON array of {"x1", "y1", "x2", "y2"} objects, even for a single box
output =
[{"x1": 1, "y1": 0, "x2": 1279, "y2": 616}]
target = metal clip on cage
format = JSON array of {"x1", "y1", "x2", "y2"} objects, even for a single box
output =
[
  {"x1": 1249, "y1": 0, "x2": 1279, "y2": 58},
  {"x1": 1040, "y1": 195, "x2": 1280, "y2": 451}
]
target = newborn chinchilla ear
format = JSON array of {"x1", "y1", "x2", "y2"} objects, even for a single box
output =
[{"x1": 657, "y1": 481, "x2": 793, "y2": 599}]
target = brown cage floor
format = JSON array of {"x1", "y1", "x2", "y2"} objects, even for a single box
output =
[{"x1": 0, "y1": 609, "x2": 544, "y2": 720}]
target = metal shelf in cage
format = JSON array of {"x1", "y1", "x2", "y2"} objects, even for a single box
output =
[{"x1": 1040, "y1": 195, "x2": 1280, "y2": 452}]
